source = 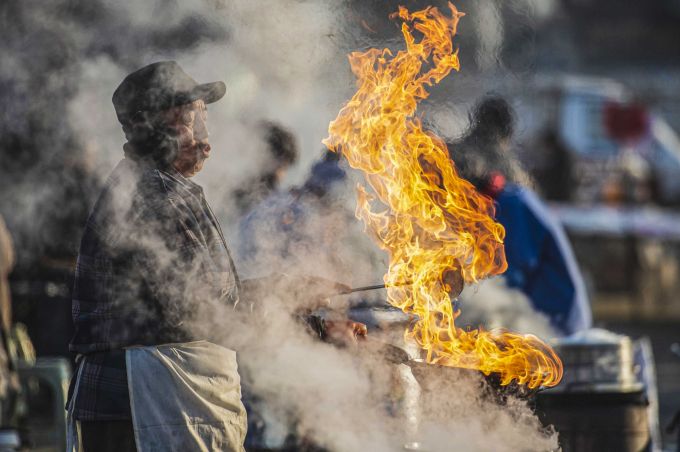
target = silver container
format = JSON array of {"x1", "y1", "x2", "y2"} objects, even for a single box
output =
[{"x1": 551, "y1": 330, "x2": 639, "y2": 392}]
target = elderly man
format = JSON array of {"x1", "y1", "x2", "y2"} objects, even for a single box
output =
[{"x1": 66, "y1": 61, "x2": 362, "y2": 452}]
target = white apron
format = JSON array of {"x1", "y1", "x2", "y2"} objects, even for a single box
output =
[{"x1": 126, "y1": 341, "x2": 247, "y2": 452}]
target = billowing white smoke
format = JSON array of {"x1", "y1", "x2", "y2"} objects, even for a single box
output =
[
  {"x1": 4, "y1": 0, "x2": 562, "y2": 450},
  {"x1": 458, "y1": 277, "x2": 557, "y2": 339}
]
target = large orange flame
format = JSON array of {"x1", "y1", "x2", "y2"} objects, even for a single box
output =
[{"x1": 324, "y1": 3, "x2": 562, "y2": 389}]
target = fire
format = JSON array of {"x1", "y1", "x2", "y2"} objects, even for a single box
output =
[{"x1": 323, "y1": 3, "x2": 562, "y2": 389}]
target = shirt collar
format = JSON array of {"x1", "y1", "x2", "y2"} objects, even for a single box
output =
[{"x1": 165, "y1": 167, "x2": 204, "y2": 197}]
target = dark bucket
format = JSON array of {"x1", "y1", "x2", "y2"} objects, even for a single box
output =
[{"x1": 535, "y1": 389, "x2": 650, "y2": 452}]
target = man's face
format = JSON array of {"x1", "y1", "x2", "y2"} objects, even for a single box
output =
[{"x1": 161, "y1": 99, "x2": 210, "y2": 177}]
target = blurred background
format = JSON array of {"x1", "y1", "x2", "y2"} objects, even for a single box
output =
[{"x1": 0, "y1": 0, "x2": 679, "y2": 450}]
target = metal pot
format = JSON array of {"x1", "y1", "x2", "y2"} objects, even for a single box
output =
[
  {"x1": 406, "y1": 358, "x2": 540, "y2": 402},
  {"x1": 551, "y1": 332, "x2": 639, "y2": 392}
]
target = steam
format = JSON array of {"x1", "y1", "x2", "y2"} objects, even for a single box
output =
[
  {"x1": 219, "y1": 299, "x2": 401, "y2": 451},
  {"x1": 1, "y1": 1, "x2": 563, "y2": 451},
  {"x1": 458, "y1": 278, "x2": 557, "y2": 339}
]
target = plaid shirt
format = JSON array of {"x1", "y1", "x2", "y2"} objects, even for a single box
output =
[{"x1": 68, "y1": 158, "x2": 240, "y2": 420}]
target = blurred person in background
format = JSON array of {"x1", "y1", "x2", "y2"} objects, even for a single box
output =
[
  {"x1": 233, "y1": 121, "x2": 299, "y2": 216},
  {"x1": 0, "y1": 216, "x2": 14, "y2": 422},
  {"x1": 0, "y1": 215, "x2": 21, "y2": 428},
  {"x1": 0, "y1": 216, "x2": 14, "y2": 354},
  {"x1": 236, "y1": 149, "x2": 349, "y2": 280},
  {"x1": 449, "y1": 96, "x2": 591, "y2": 336},
  {"x1": 532, "y1": 129, "x2": 574, "y2": 202}
]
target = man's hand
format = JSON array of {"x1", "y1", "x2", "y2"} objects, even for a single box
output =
[{"x1": 323, "y1": 319, "x2": 368, "y2": 346}]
